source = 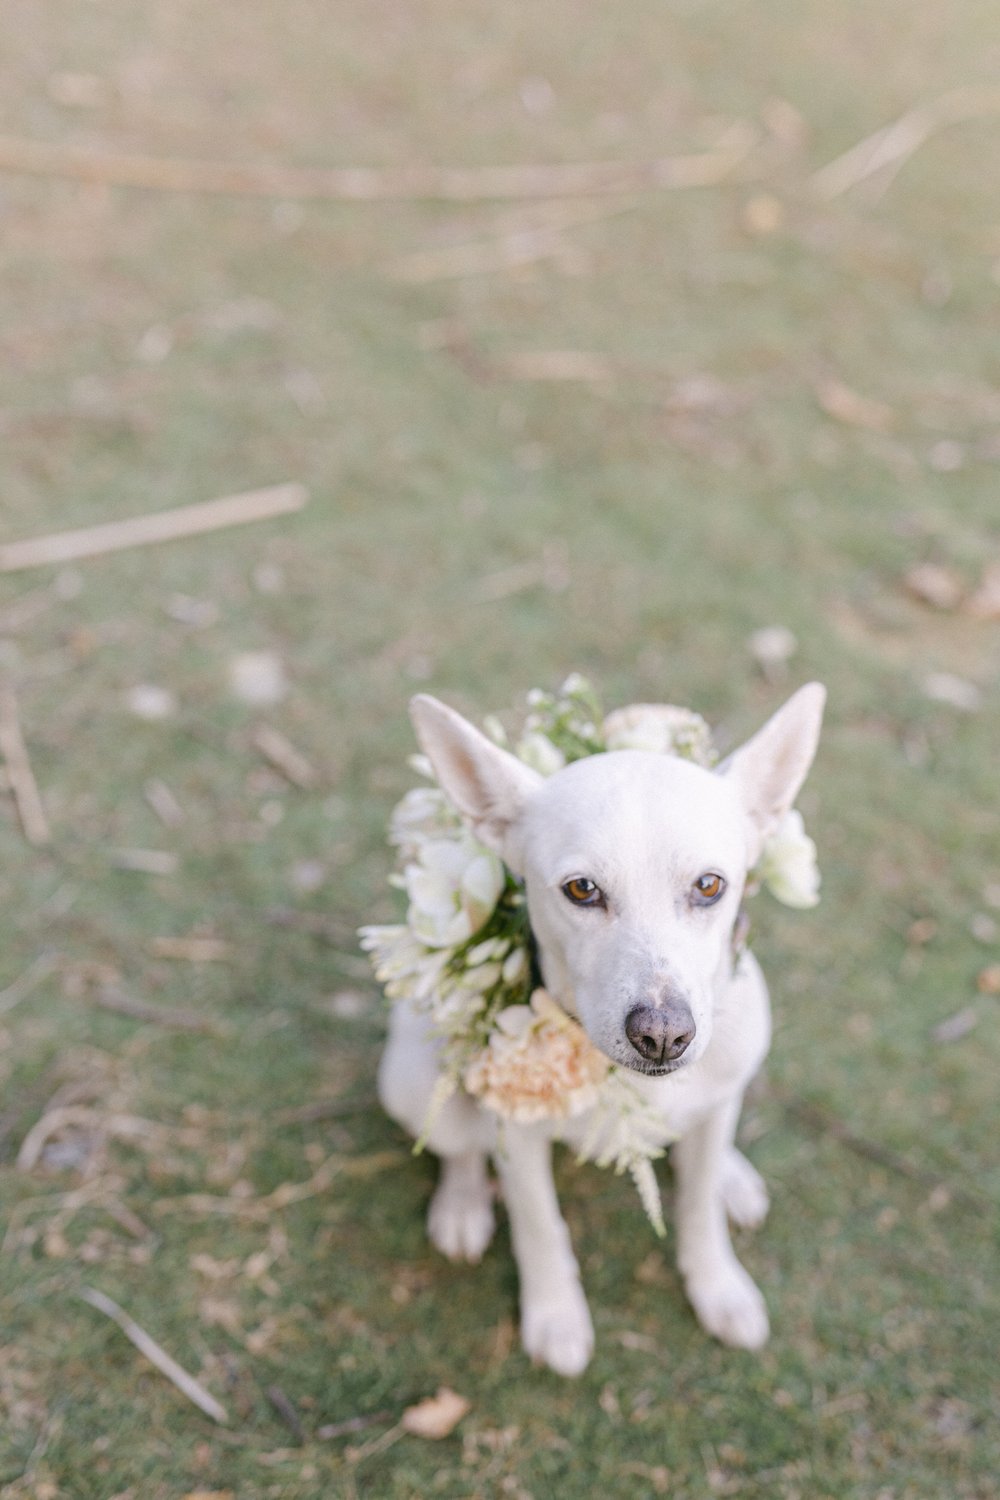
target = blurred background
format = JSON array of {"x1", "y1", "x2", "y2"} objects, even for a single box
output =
[{"x1": 0, "y1": 2, "x2": 997, "y2": 1496}]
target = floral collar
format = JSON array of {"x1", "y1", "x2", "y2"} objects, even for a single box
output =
[{"x1": 361, "y1": 676, "x2": 820, "y2": 1233}]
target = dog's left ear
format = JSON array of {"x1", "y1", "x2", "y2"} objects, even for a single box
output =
[{"x1": 719, "y1": 683, "x2": 826, "y2": 859}]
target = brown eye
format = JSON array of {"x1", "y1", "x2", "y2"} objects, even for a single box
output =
[
  {"x1": 562, "y1": 877, "x2": 604, "y2": 908},
  {"x1": 693, "y1": 872, "x2": 726, "y2": 905}
]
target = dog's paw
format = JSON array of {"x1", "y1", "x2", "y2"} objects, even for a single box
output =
[
  {"x1": 427, "y1": 1178, "x2": 495, "y2": 1263},
  {"x1": 686, "y1": 1260, "x2": 770, "y2": 1350},
  {"x1": 521, "y1": 1285, "x2": 595, "y2": 1377},
  {"x1": 721, "y1": 1148, "x2": 770, "y2": 1229}
]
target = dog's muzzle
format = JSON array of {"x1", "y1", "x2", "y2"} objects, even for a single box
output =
[{"x1": 624, "y1": 998, "x2": 696, "y2": 1068}]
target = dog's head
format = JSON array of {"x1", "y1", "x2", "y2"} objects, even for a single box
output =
[{"x1": 410, "y1": 684, "x2": 825, "y2": 1075}]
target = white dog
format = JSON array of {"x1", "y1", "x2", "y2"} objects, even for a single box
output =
[{"x1": 378, "y1": 683, "x2": 825, "y2": 1375}]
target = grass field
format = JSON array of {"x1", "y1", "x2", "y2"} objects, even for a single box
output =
[{"x1": 1, "y1": 3, "x2": 998, "y2": 1496}]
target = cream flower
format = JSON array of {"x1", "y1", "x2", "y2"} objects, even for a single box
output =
[
  {"x1": 758, "y1": 809, "x2": 820, "y2": 908},
  {"x1": 389, "y1": 785, "x2": 460, "y2": 859},
  {"x1": 463, "y1": 989, "x2": 609, "y2": 1123},
  {"x1": 403, "y1": 834, "x2": 505, "y2": 949},
  {"x1": 515, "y1": 730, "x2": 566, "y2": 777},
  {"x1": 602, "y1": 703, "x2": 715, "y2": 765}
]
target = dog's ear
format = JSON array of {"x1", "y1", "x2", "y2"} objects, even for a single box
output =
[
  {"x1": 719, "y1": 683, "x2": 826, "y2": 858},
  {"x1": 409, "y1": 695, "x2": 543, "y2": 868}
]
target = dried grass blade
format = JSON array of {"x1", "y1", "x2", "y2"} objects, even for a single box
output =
[
  {"x1": 0, "y1": 483, "x2": 308, "y2": 573},
  {"x1": 0, "y1": 136, "x2": 749, "y2": 203},
  {"x1": 0, "y1": 689, "x2": 51, "y2": 844},
  {"x1": 80, "y1": 1286, "x2": 229, "y2": 1424}
]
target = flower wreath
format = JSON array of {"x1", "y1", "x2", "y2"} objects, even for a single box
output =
[{"x1": 361, "y1": 675, "x2": 820, "y2": 1233}]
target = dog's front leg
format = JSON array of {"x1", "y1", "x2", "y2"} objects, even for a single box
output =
[
  {"x1": 673, "y1": 1096, "x2": 769, "y2": 1350},
  {"x1": 495, "y1": 1126, "x2": 594, "y2": 1377}
]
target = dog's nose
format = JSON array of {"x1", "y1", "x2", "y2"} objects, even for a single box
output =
[{"x1": 624, "y1": 1002, "x2": 695, "y2": 1066}]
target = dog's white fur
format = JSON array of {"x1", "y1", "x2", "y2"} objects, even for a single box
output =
[{"x1": 378, "y1": 684, "x2": 825, "y2": 1375}]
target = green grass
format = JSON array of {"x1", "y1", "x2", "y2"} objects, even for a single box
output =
[{"x1": 1, "y1": 2, "x2": 998, "y2": 1496}]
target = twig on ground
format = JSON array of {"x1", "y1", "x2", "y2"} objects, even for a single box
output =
[
  {"x1": 810, "y1": 84, "x2": 1000, "y2": 200},
  {"x1": 274, "y1": 1094, "x2": 377, "y2": 1126},
  {"x1": 92, "y1": 985, "x2": 222, "y2": 1035},
  {"x1": 774, "y1": 1086, "x2": 989, "y2": 1211},
  {"x1": 492, "y1": 350, "x2": 619, "y2": 381},
  {"x1": 318, "y1": 1409, "x2": 395, "y2": 1441},
  {"x1": 16, "y1": 1106, "x2": 167, "y2": 1171},
  {"x1": 0, "y1": 688, "x2": 51, "y2": 844},
  {"x1": 262, "y1": 906, "x2": 359, "y2": 945},
  {"x1": 267, "y1": 1385, "x2": 306, "y2": 1443},
  {"x1": 389, "y1": 199, "x2": 638, "y2": 283},
  {"x1": 252, "y1": 725, "x2": 317, "y2": 789},
  {"x1": 154, "y1": 1149, "x2": 403, "y2": 1220},
  {"x1": 144, "y1": 778, "x2": 185, "y2": 827},
  {"x1": 149, "y1": 936, "x2": 231, "y2": 962},
  {"x1": 0, "y1": 483, "x2": 308, "y2": 573},
  {"x1": 109, "y1": 848, "x2": 179, "y2": 876},
  {"x1": 0, "y1": 952, "x2": 58, "y2": 1016},
  {"x1": 79, "y1": 1286, "x2": 229, "y2": 1424},
  {"x1": 0, "y1": 135, "x2": 751, "y2": 202}
]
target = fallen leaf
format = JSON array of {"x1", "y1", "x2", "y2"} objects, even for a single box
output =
[
  {"x1": 930, "y1": 1007, "x2": 978, "y2": 1044},
  {"x1": 401, "y1": 1387, "x2": 471, "y2": 1439},
  {"x1": 921, "y1": 672, "x2": 982, "y2": 712},
  {"x1": 150, "y1": 936, "x2": 231, "y2": 962},
  {"x1": 183, "y1": 1492, "x2": 235, "y2": 1500},
  {"x1": 964, "y1": 560, "x2": 1000, "y2": 620},
  {"x1": 742, "y1": 193, "x2": 785, "y2": 235},
  {"x1": 976, "y1": 964, "x2": 1000, "y2": 994},
  {"x1": 906, "y1": 917, "x2": 937, "y2": 946},
  {"x1": 903, "y1": 562, "x2": 964, "y2": 610},
  {"x1": 816, "y1": 378, "x2": 894, "y2": 432}
]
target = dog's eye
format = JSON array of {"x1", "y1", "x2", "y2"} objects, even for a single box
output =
[
  {"x1": 693, "y1": 872, "x2": 726, "y2": 905},
  {"x1": 562, "y1": 877, "x2": 604, "y2": 908}
]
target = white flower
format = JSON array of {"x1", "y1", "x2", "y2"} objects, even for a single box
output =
[
  {"x1": 389, "y1": 785, "x2": 459, "y2": 859},
  {"x1": 602, "y1": 703, "x2": 715, "y2": 765},
  {"x1": 463, "y1": 989, "x2": 609, "y2": 1123},
  {"x1": 515, "y1": 731, "x2": 566, "y2": 777},
  {"x1": 758, "y1": 809, "x2": 820, "y2": 908},
  {"x1": 403, "y1": 834, "x2": 505, "y2": 949}
]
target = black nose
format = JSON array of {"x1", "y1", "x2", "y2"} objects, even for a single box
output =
[{"x1": 625, "y1": 1002, "x2": 696, "y2": 1066}]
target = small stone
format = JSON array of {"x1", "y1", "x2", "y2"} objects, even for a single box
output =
[
  {"x1": 47, "y1": 71, "x2": 105, "y2": 107},
  {"x1": 928, "y1": 440, "x2": 964, "y2": 473},
  {"x1": 749, "y1": 625, "x2": 797, "y2": 665},
  {"x1": 520, "y1": 76, "x2": 555, "y2": 114},
  {"x1": 166, "y1": 593, "x2": 219, "y2": 628},
  {"x1": 136, "y1": 324, "x2": 174, "y2": 364},
  {"x1": 229, "y1": 651, "x2": 286, "y2": 705},
  {"x1": 930, "y1": 1007, "x2": 979, "y2": 1044},
  {"x1": 252, "y1": 563, "x2": 285, "y2": 594},
  {"x1": 324, "y1": 990, "x2": 369, "y2": 1020},
  {"x1": 970, "y1": 913, "x2": 997, "y2": 944},
  {"x1": 289, "y1": 859, "x2": 326, "y2": 894},
  {"x1": 127, "y1": 684, "x2": 177, "y2": 721},
  {"x1": 742, "y1": 194, "x2": 785, "y2": 236},
  {"x1": 54, "y1": 567, "x2": 84, "y2": 600},
  {"x1": 903, "y1": 562, "x2": 963, "y2": 610},
  {"x1": 921, "y1": 673, "x2": 982, "y2": 713}
]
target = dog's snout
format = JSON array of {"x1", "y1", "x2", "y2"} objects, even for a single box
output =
[{"x1": 624, "y1": 1001, "x2": 696, "y2": 1067}]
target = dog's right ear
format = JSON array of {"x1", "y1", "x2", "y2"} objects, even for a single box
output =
[
  {"x1": 409, "y1": 695, "x2": 543, "y2": 869},
  {"x1": 719, "y1": 682, "x2": 826, "y2": 861}
]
